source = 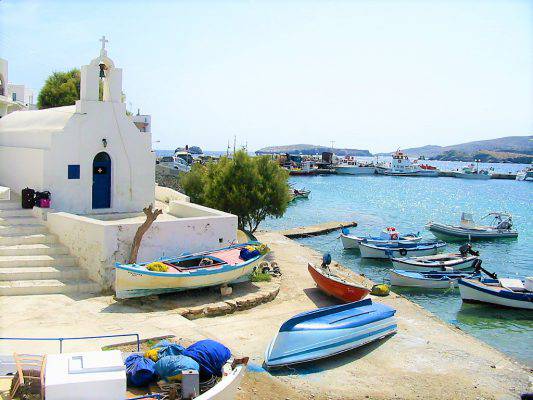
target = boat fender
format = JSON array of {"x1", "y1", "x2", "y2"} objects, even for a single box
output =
[
  {"x1": 322, "y1": 253, "x2": 332, "y2": 267},
  {"x1": 371, "y1": 284, "x2": 390, "y2": 296},
  {"x1": 399, "y1": 248, "x2": 408, "y2": 256},
  {"x1": 391, "y1": 233, "x2": 399, "y2": 240}
]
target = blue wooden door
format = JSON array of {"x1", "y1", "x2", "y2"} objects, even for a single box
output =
[{"x1": 92, "y1": 152, "x2": 111, "y2": 209}]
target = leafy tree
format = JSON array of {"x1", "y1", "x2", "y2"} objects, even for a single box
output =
[
  {"x1": 180, "y1": 151, "x2": 291, "y2": 232},
  {"x1": 38, "y1": 69, "x2": 81, "y2": 109}
]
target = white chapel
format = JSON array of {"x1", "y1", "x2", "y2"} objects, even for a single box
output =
[{"x1": 0, "y1": 37, "x2": 155, "y2": 214}]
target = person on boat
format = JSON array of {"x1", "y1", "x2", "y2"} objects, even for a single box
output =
[{"x1": 459, "y1": 243, "x2": 479, "y2": 257}]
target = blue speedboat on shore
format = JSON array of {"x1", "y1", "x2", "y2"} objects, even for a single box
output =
[{"x1": 264, "y1": 299, "x2": 397, "y2": 368}]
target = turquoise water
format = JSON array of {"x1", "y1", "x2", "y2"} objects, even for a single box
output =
[{"x1": 263, "y1": 164, "x2": 532, "y2": 366}]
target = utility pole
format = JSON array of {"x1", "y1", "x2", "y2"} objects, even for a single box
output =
[
  {"x1": 330, "y1": 140, "x2": 335, "y2": 152},
  {"x1": 233, "y1": 135, "x2": 236, "y2": 155}
]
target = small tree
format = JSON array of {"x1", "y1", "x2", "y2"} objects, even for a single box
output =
[
  {"x1": 181, "y1": 151, "x2": 291, "y2": 232},
  {"x1": 37, "y1": 69, "x2": 81, "y2": 109}
]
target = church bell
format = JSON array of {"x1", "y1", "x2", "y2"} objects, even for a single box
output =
[{"x1": 99, "y1": 63, "x2": 106, "y2": 78}]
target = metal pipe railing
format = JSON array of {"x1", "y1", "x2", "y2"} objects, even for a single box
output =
[{"x1": 0, "y1": 333, "x2": 140, "y2": 353}]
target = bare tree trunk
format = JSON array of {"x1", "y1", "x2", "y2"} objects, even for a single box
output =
[{"x1": 128, "y1": 205, "x2": 163, "y2": 264}]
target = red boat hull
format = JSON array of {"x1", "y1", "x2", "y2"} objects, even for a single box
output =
[{"x1": 308, "y1": 263, "x2": 370, "y2": 303}]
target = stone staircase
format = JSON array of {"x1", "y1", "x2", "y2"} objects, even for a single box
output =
[{"x1": 0, "y1": 200, "x2": 100, "y2": 296}]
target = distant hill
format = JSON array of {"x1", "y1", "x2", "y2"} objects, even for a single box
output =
[
  {"x1": 380, "y1": 135, "x2": 532, "y2": 158},
  {"x1": 256, "y1": 144, "x2": 371, "y2": 157},
  {"x1": 432, "y1": 149, "x2": 533, "y2": 164}
]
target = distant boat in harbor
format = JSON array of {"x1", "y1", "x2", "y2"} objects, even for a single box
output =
[
  {"x1": 452, "y1": 164, "x2": 491, "y2": 179},
  {"x1": 516, "y1": 166, "x2": 533, "y2": 181},
  {"x1": 382, "y1": 150, "x2": 439, "y2": 177},
  {"x1": 333, "y1": 156, "x2": 376, "y2": 175}
]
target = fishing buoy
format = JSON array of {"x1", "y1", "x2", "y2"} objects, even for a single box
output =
[{"x1": 371, "y1": 284, "x2": 390, "y2": 296}]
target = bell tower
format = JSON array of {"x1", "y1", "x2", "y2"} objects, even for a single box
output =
[{"x1": 79, "y1": 36, "x2": 123, "y2": 103}]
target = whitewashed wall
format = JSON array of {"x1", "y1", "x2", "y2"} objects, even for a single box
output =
[
  {"x1": 0, "y1": 146, "x2": 45, "y2": 193},
  {"x1": 46, "y1": 202, "x2": 238, "y2": 291}
]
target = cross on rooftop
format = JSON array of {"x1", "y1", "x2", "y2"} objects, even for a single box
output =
[{"x1": 99, "y1": 35, "x2": 109, "y2": 55}]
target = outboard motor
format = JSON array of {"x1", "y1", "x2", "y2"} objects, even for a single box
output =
[
  {"x1": 459, "y1": 243, "x2": 479, "y2": 257},
  {"x1": 473, "y1": 259, "x2": 498, "y2": 279}
]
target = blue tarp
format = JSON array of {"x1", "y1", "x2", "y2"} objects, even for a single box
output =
[
  {"x1": 240, "y1": 247, "x2": 260, "y2": 261},
  {"x1": 125, "y1": 354, "x2": 156, "y2": 387},
  {"x1": 183, "y1": 339, "x2": 231, "y2": 378},
  {"x1": 155, "y1": 355, "x2": 199, "y2": 381},
  {"x1": 152, "y1": 339, "x2": 185, "y2": 358}
]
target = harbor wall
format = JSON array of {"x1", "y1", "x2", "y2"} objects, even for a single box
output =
[{"x1": 46, "y1": 201, "x2": 238, "y2": 291}]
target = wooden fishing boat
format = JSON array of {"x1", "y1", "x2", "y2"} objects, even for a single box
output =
[
  {"x1": 458, "y1": 277, "x2": 533, "y2": 310},
  {"x1": 427, "y1": 212, "x2": 518, "y2": 240},
  {"x1": 390, "y1": 253, "x2": 478, "y2": 271},
  {"x1": 340, "y1": 227, "x2": 421, "y2": 250},
  {"x1": 264, "y1": 299, "x2": 397, "y2": 368},
  {"x1": 359, "y1": 240, "x2": 446, "y2": 259},
  {"x1": 390, "y1": 269, "x2": 481, "y2": 289},
  {"x1": 115, "y1": 242, "x2": 268, "y2": 299},
  {"x1": 307, "y1": 263, "x2": 370, "y2": 302}
]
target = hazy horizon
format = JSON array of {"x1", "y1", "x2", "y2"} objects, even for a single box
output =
[{"x1": 2, "y1": 0, "x2": 532, "y2": 152}]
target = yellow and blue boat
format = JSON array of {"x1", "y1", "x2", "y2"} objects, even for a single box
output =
[{"x1": 115, "y1": 242, "x2": 268, "y2": 299}]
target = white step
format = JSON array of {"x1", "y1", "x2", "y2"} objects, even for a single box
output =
[
  {"x1": 0, "y1": 279, "x2": 100, "y2": 295},
  {"x1": 0, "y1": 224, "x2": 48, "y2": 235},
  {"x1": 0, "y1": 216, "x2": 43, "y2": 226},
  {"x1": 0, "y1": 254, "x2": 77, "y2": 268},
  {"x1": 0, "y1": 266, "x2": 86, "y2": 281},
  {"x1": 0, "y1": 233, "x2": 57, "y2": 246},
  {"x1": 0, "y1": 201, "x2": 24, "y2": 211},
  {"x1": 0, "y1": 243, "x2": 69, "y2": 256},
  {"x1": 0, "y1": 208, "x2": 33, "y2": 217}
]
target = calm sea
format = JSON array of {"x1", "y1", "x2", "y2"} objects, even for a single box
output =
[{"x1": 263, "y1": 161, "x2": 532, "y2": 366}]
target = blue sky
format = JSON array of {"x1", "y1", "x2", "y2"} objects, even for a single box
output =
[{"x1": 1, "y1": 0, "x2": 531, "y2": 152}]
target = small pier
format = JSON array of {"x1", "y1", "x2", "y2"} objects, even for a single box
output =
[
  {"x1": 275, "y1": 221, "x2": 357, "y2": 238},
  {"x1": 438, "y1": 170, "x2": 517, "y2": 179}
]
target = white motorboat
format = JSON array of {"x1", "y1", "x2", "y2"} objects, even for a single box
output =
[
  {"x1": 427, "y1": 212, "x2": 518, "y2": 240},
  {"x1": 359, "y1": 240, "x2": 446, "y2": 259},
  {"x1": 390, "y1": 269, "x2": 481, "y2": 289},
  {"x1": 390, "y1": 253, "x2": 478, "y2": 271},
  {"x1": 382, "y1": 150, "x2": 439, "y2": 177},
  {"x1": 334, "y1": 157, "x2": 376, "y2": 175},
  {"x1": 452, "y1": 164, "x2": 491, "y2": 180},
  {"x1": 458, "y1": 276, "x2": 533, "y2": 310},
  {"x1": 516, "y1": 167, "x2": 533, "y2": 181},
  {"x1": 340, "y1": 227, "x2": 421, "y2": 250}
]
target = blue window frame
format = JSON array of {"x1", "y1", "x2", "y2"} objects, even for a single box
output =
[{"x1": 68, "y1": 165, "x2": 80, "y2": 179}]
